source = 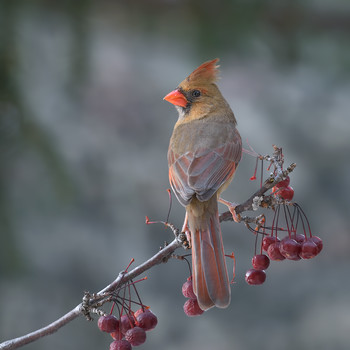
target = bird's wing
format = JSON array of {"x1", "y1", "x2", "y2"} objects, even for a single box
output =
[{"x1": 168, "y1": 132, "x2": 242, "y2": 206}]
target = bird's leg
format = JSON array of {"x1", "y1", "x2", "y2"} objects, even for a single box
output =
[
  {"x1": 218, "y1": 198, "x2": 241, "y2": 223},
  {"x1": 181, "y1": 212, "x2": 192, "y2": 248}
]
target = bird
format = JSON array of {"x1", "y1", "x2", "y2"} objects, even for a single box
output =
[{"x1": 164, "y1": 59, "x2": 242, "y2": 310}]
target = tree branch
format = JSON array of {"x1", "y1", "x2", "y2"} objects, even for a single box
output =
[
  {"x1": 0, "y1": 307, "x2": 81, "y2": 350},
  {"x1": 0, "y1": 145, "x2": 294, "y2": 350},
  {"x1": 0, "y1": 238, "x2": 183, "y2": 350},
  {"x1": 220, "y1": 145, "x2": 296, "y2": 222}
]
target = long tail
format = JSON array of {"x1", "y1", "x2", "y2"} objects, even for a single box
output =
[{"x1": 186, "y1": 196, "x2": 231, "y2": 311}]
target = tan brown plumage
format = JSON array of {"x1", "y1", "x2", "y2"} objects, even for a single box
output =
[{"x1": 164, "y1": 59, "x2": 242, "y2": 310}]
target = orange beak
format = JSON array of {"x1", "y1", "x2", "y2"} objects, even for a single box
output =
[{"x1": 163, "y1": 89, "x2": 188, "y2": 108}]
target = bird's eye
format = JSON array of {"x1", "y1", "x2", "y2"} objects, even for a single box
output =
[{"x1": 191, "y1": 89, "x2": 201, "y2": 98}]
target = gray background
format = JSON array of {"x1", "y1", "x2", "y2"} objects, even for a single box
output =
[{"x1": 1, "y1": 1, "x2": 349, "y2": 350}]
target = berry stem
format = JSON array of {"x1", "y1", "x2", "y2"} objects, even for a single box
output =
[
  {"x1": 120, "y1": 280, "x2": 127, "y2": 316},
  {"x1": 260, "y1": 223, "x2": 266, "y2": 254},
  {"x1": 288, "y1": 205, "x2": 298, "y2": 236},
  {"x1": 294, "y1": 203, "x2": 313, "y2": 237},
  {"x1": 130, "y1": 278, "x2": 145, "y2": 313},
  {"x1": 282, "y1": 205, "x2": 292, "y2": 238},
  {"x1": 296, "y1": 204, "x2": 308, "y2": 238},
  {"x1": 114, "y1": 297, "x2": 144, "y2": 308},
  {"x1": 254, "y1": 230, "x2": 259, "y2": 255},
  {"x1": 128, "y1": 281, "x2": 131, "y2": 318},
  {"x1": 113, "y1": 277, "x2": 148, "y2": 296},
  {"x1": 250, "y1": 157, "x2": 259, "y2": 181},
  {"x1": 181, "y1": 256, "x2": 192, "y2": 276},
  {"x1": 125, "y1": 259, "x2": 135, "y2": 273},
  {"x1": 109, "y1": 302, "x2": 116, "y2": 315},
  {"x1": 114, "y1": 299, "x2": 122, "y2": 318},
  {"x1": 271, "y1": 204, "x2": 281, "y2": 239},
  {"x1": 286, "y1": 205, "x2": 298, "y2": 236}
]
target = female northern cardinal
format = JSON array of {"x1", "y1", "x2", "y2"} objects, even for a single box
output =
[{"x1": 164, "y1": 59, "x2": 242, "y2": 310}]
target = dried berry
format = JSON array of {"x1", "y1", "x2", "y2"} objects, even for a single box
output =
[
  {"x1": 182, "y1": 277, "x2": 196, "y2": 299},
  {"x1": 134, "y1": 308, "x2": 145, "y2": 319},
  {"x1": 183, "y1": 299, "x2": 204, "y2": 317},
  {"x1": 125, "y1": 326, "x2": 147, "y2": 346},
  {"x1": 136, "y1": 310, "x2": 158, "y2": 331},
  {"x1": 120, "y1": 315, "x2": 135, "y2": 335},
  {"x1": 110, "y1": 339, "x2": 132, "y2": 350},
  {"x1": 110, "y1": 330, "x2": 123, "y2": 341},
  {"x1": 98, "y1": 315, "x2": 119, "y2": 333}
]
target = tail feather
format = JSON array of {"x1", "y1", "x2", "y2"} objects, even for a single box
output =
[
  {"x1": 191, "y1": 230, "x2": 215, "y2": 310},
  {"x1": 187, "y1": 197, "x2": 231, "y2": 311}
]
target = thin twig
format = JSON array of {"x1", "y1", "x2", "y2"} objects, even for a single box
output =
[{"x1": 0, "y1": 238, "x2": 182, "y2": 350}]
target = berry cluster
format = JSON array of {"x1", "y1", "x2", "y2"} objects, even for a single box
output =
[
  {"x1": 245, "y1": 203, "x2": 323, "y2": 285},
  {"x1": 182, "y1": 276, "x2": 204, "y2": 316},
  {"x1": 245, "y1": 254, "x2": 269, "y2": 285},
  {"x1": 95, "y1": 260, "x2": 158, "y2": 349},
  {"x1": 263, "y1": 233, "x2": 323, "y2": 261},
  {"x1": 98, "y1": 307, "x2": 158, "y2": 350}
]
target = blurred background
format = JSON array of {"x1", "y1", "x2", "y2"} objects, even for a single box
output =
[{"x1": 1, "y1": 0, "x2": 350, "y2": 349}]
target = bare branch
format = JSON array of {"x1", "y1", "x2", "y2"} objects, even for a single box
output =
[
  {"x1": 220, "y1": 145, "x2": 296, "y2": 222},
  {"x1": 0, "y1": 238, "x2": 183, "y2": 350},
  {"x1": 0, "y1": 145, "x2": 295, "y2": 350},
  {"x1": 0, "y1": 307, "x2": 81, "y2": 350}
]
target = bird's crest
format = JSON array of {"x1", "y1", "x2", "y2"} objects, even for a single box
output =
[{"x1": 183, "y1": 58, "x2": 220, "y2": 86}]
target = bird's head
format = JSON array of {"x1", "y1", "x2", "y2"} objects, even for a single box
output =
[{"x1": 164, "y1": 58, "x2": 228, "y2": 121}]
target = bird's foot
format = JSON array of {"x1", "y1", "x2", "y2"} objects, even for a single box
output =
[
  {"x1": 181, "y1": 213, "x2": 192, "y2": 249},
  {"x1": 218, "y1": 198, "x2": 241, "y2": 223}
]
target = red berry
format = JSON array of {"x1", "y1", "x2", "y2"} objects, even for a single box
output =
[
  {"x1": 294, "y1": 233, "x2": 306, "y2": 244},
  {"x1": 98, "y1": 315, "x2": 119, "y2": 333},
  {"x1": 183, "y1": 298, "x2": 204, "y2": 317},
  {"x1": 182, "y1": 277, "x2": 196, "y2": 299},
  {"x1": 310, "y1": 236, "x2": 323, "y2": 254},
  {"x1": 110, "y1": 330, "x2": 123, "y2": 341},
  {"x1": 125, "y1": 326, "x2": 146, "y2": 346},
  {"x1": 277, "y1": 186, "x2": 294, "y2": 201},
  {"x1": 299, "y1": 239, "x2": 319, "y2": 259},
  {"x1": 262, "y1": 236, "x2": 279, "y2": 252},
  {"x1": 245, "y1": 268, "x2": 266, "y2": 285},
  {"x1": 134, "y1": 308, "x2": 145, "y2": 319},
  {"x1": 110, "y1": 339, "x2": 132, "y2": 350},
  {"x1": 267, "y1": 241, "x2": 286, "y2": 261},
  {"x1": 120, "y1": 315, "x2": 135, "y2": 335},
  {"x1": 136, "y1": 310, "x2": 158, "y2": 331},
  {"x1": 280, "y1": 237, "x2": 301, "y2": 260},
  {"x1": 252, "y1": 254, "x2": 270, "y2": 270},
  {"x1": 276, "y1": 176, "x2": 290, "y2": 188}
]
